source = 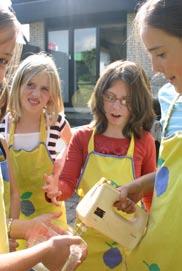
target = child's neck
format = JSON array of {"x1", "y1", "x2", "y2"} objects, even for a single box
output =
[
  {"x1": 15, "y1": 113, "x2": 41, "y2": 133},
  {"x1": 103, "y1": 125, "x2": 125, "y2": 139}
]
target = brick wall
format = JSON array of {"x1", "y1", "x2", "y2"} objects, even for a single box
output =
[{"x1": 29, "y1": 22, "x2": 45, "y2": 51}]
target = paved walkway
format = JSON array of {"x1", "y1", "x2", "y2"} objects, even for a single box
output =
[{"x1": 65, "y1": 193, "x2": 80, "y2": 226}]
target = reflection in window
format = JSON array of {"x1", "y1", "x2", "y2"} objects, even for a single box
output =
[
  {"x1": 100, "y1": 23, "x2": 126, "y2": 74},
  {"x1": 72, "y1": 28, "x2": 96, "y2": 110},
  {"x1": 48, "y1": 30, "x2": 69, "y2": 103}
]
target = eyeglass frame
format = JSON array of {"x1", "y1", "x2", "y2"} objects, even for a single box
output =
[{"x1": 103, "y1": 91, "x2": 131, "y2": 107}]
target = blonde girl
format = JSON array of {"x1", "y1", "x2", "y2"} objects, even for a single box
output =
[{"x1": 1, "y1": 53, "x2": 72, "y2": 248}]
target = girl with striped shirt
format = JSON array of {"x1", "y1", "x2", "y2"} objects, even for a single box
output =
[{"x1": 1, "y1": 53, "x2": 72, "y2": 248}]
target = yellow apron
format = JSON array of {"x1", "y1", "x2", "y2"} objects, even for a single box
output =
[
  {"x1": 9, "y1": 114, "x2": 67, "y2": 248},
  {"x1": 126, "y1": 95, "x2": 182, "y2": 270},
  {"x1": 0, "y1": 144, "x2": 10, "y2": 217},
  {"x1": 77, "y1": 131, "x2": 135, "y2": 271},
  {"x1": 0, "y1": 169, "x2": 9, "y2": 252}
]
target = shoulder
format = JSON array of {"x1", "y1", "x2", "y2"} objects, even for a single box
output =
[
  {"x1": 158, "y1": 83, "x2": 177, "y2": 117},
  {"x1": 55, "y1": 112, "x2": 66, "y2": 128},
  {"x1": 0, "y1": 118, "x2": 6, "y2": 133},
  {"x1": 72, "y1": 124, "x2": 92, "y2": 138},
  {"x1": 135, "y1": 131, "x2": 155, "y2": 146},
  {"x1": 158, "y1": 83, "x2": 176, "y2": 101},
  {"x1": 49, "y1": 112, "x2": 66, "y2": 132},
  {"x1": 71, "y1": 125, "x2": 93, "y2": 145},
  {"x1": 0, "y1": 113, "x2": 10, "y2": 135}
]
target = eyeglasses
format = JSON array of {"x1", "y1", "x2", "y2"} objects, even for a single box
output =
[{"x1": 103, "y1": 91, "x2": 131, "y2": 107}]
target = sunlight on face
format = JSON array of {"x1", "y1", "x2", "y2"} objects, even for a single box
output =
[
  {"x1": 103, "y1": 80, "x2": 131, "y2": 130},
  {"x1": 141, "y1": 25, "x2": 182, "y2": 93}
]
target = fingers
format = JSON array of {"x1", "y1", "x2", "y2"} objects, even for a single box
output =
[
  {"x1": 114, "y1": 198, "x2": 136, "y2": 213},
  {"x1": 9, "y1": 239, "x2": 19, "y2": 252},
  {"x1": 51, "y1": 196, "x2": 62, "y2": 206}
]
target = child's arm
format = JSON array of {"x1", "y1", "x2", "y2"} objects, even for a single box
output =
[
  {"x1": 55, "y1": 120, "x2": 73, "y2": 173},
  {"x1": 0, "y1": 136, "x2": 20, "y2": 219},
  {"x1": 114, "y1": 172, "x2": 155, "y2": 213},
  {"x1": 43, "y1": 120, "x2": 73, "y2": 205},
  {"x1": 43, "y1": 128, "x2": 84, "y2": 204}
]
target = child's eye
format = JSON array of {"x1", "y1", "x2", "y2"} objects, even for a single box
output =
[
  {"x1": 104, "y1": 93, "x2": 116, "y2": 102},
  {"x1": 0, "y1": 58, "x2": 8, "y2": 65},
  {"x1": 27, "y1": 82, "x2": 34, "y2": 89},
  {"x1": 157, "y1": 53, "x2": 166, "y2": 58},
  {"x1": 42, "y1": 87, "x2": 49, "y2": 92}
]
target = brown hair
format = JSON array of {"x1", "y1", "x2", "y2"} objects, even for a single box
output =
[
  {"x1": 135, "y1": 0, "x2": 182, "y2": 38},
  {"x1": 88, "y1": 60, "x2": 154, "y2": 138}
]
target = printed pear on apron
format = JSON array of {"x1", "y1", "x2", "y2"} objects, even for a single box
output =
[
  {"x1": 9, "y1": 114, "x2": 67, "y2": 248},
  {"x1": 126, "y1": 95, "x2": 182, "y2": 271},
  {"x1": 76, "y1": 131, "x2": 136, "y2": 271}
]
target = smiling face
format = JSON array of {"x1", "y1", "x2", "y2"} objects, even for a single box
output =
[
  {"x1": 141, "y1": 25, "x2": 182, "y2": 93},
  {"x1": 103, "y1": 80, "x2": 131, "y2": 132},
  {"x1": 20, "y1": 71, "x2": 51, "y2": 116}
]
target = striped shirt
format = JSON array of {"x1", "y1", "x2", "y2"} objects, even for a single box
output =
[
  {"x1": 158, "y1": 83, "x2": 182, "y2": 137},
  {"x1": 0, "y1": 112, "x2": 67, "y2": 161}
]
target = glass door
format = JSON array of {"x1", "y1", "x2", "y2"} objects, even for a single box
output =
[
  {"x1": 72, "y1": 27, "x2": 97, "y2": 110},
  {"x1": 48, "y1": 30, "x2": 69, "y2": 103}
]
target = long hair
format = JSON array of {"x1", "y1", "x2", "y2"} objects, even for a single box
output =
[
  {"x1": 88, "y1": 60, "x2": 154, "y2": 138},
  {"x1": 0, "y1": 7, "x2": 21, "y2": 121},
  {"x1": 8, "y1": 53, "x2": 64, "y2": 124}
]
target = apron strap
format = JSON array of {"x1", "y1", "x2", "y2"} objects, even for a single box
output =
[
  {"x1": 40, "y1": 113, "x2": 47, "y2": 143},
  {"x1": 162, "y1": 94, "x2": 181, "y2": 136},
  {"x1": 126, "y1": 133, "x2": 134, "y2": 157},
  {"x1": 88, "y1": 130, "x2": 95, "y2": 153},
  {"x1": 9, "y1": 113, "x2": 47, "y2": 148},
  {"x1": 88, "y1": 130, "x2": 135, "y2": 157},
  {"x1": 8, "y1": 121, "x2": 15, "y2": 148}
]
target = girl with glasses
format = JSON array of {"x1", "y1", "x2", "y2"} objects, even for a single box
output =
[{"x1": 44, "y1": 60, "x2": 156, "y2": 270}]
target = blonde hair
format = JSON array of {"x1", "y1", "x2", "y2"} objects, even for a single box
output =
[
  {"x1": 8, "y1": 53, "x2": 64, "y2": 124},
  {"x1": 0, "y1": 7, "x2": 22, "y2": 121}
]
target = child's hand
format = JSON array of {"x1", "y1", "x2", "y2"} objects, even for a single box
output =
[
  {"x1": 42, "y1": 235, "x2": 87, "y2": 271},
  {"x1": 114, "y1": 182, "x2": 143, "y2": 213},
  {"x1": 43, "y1": 173, "x2": 62, "y2": 206},
  {"x1": 9, "y1": 238, "x2": 19, "y2": 252},
  {"x1": 25, "y1": 212, "x2": 65, "y2": 246},
  {"x1": 43, "y1": 159, "x2": 63, "y2": 205}
]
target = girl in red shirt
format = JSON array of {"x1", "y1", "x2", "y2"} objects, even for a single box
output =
[{"x1": 44, "y1": 60, "x2": 156, "y2": 271}]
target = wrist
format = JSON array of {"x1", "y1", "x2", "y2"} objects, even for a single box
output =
[
  {"x1": 7, "y1": 218, "x2": 14, "y2": 238},
  {"x1": 9, "y1": 219, "x2": 27, "y2": 240}
]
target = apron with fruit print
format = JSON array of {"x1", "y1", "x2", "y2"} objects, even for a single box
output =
[
  {"x1": 8, "y1": 114, "x2": 67, "y2": 249},
  {"x1": 76, "y1": 131, "x2": 135, "y2": 271},
  {"x1": 0, "y1": 169, "x2": 9, "y2": 252},
  {"x1": 125, "y1": 94, "x2": 182, "y2": 271},
  {"x1": 0, "y1": 143, "x2": 10, "y2": 217}
]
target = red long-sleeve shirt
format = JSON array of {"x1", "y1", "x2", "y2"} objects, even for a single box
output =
[{"x1": 59, "y1": 126, "x2": 156, "y2": 211}]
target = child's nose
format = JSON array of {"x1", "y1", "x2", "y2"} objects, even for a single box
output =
[{"x1": 32, "y1": 87, "x2": 40, "y2": 96}]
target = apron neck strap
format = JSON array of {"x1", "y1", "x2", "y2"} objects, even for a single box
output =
[
  {"x1": 88, "y1": 130, "x2": 135, "y2": 157},
  {"x1": 9, "y1": 113, "x2": 47, "y2": 146},
  {"x1": 162, "y1": 94, "x2": 181, "y2": 136},
  {"x1": 40, "y1": 113, "x2": 47, "y2": 142}
]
